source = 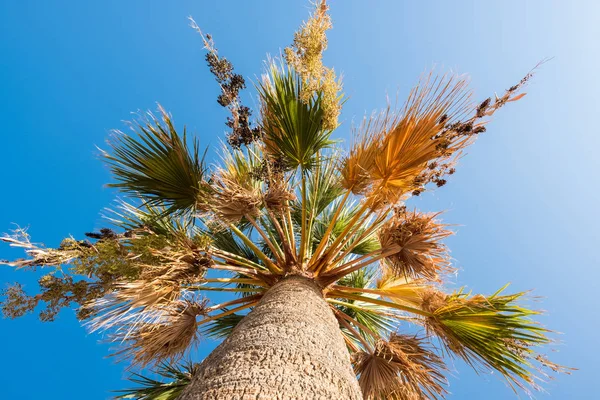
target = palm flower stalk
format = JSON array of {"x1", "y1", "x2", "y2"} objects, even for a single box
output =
[{"x1": 0, "y1": 1, "x2": 570, "y2": 399}]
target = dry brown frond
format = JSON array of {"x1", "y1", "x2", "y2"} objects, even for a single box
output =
[
  {"x1": 140, "y1": 246, "x2": 212, "y2": 284},
  {"x1": 378, "y1": 209, "x2": 453, "y2": 281},
  {"x1": 343, "y1": 67, "x2": 536, "y2": 205},
  {"x1": 419, "y1": 289, "x2": 447, "y2": 316},
  {"x1": 87, "y1": 249, "x2": 210, "y2": 333},
  {"x1": 212, "y1": 177, "x2": 262, "y2": 223},
  {"x1": 368, "y1": 74, "x2": 472, "y2": 205},
  {"x1": 407, "y1": 66, "x2": 539, "y2": 197},
  {"x1": 340, "y1": 114, "x2": 386, "y2": 194},
  {"x1": 112, "y1": 298, "x2": 208, "y2": 366},
  {"x1": 264, "y1": 177, "x2": 296, "y2": 213},
  {"x1": 352, "y1": 333, "x2": 448, "y2": 400},
  {"x1": 86, "y1": 280, "x2": 182, "y2": 334},
  {"x1": 0, "y1": 228, "x2": 88, "y2": 269}
]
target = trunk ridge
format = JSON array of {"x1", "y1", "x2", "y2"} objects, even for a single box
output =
[{"x1": 179, "y1": 275, "x2": 362, "y2": 399}]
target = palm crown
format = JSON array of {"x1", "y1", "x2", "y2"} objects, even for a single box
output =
[{"x1": 0, "y1": 2, "x2": 569, "y2": 399}]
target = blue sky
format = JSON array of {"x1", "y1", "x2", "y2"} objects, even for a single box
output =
[{"x1": 0, "y1": 0, "x2": 597, "y2": 398}]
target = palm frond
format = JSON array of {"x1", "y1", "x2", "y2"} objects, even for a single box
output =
[
  {"x1": 110, "y1": 298, "x2": 208, "y2": 367},
  {"x1": 259, "y1": 63, "x2": 334, "y2": 170},
  {"x1": 102, "y1": 105, "x2": 210, "y2": 215},
  {"x1": 375, "y1": 269, "x2": 431, "y2": 310},
  {"x1": 341, "y1": 75, "x2": 472, "y2": 206},
  {"x1": 211, "y1": 177, "x2": 262, "y2": 224},
  {"x1": 217, "y1": 142, "x2": 264, "y2": 190},
  {"x1": 423, "y1": 285, "x2": 553, "y2": 391},
  {"x1": 352, "y1": 333, "x2": 448, "y2": 400},
  {"x1": 378, "y1": 208, "x2": 453, "y2": 281},
  {"x1": 330, "y1": 268, "x2": 396, "y2": 340},
  {"x1": 104, "y1": 199, "x2": 198, "y2": 240},
  {"x1": 201, "y1": 312, "x2": 244, "y2": 339},
  {"x1": 115, "y1": 360, "x2": 197, "y2": 399},
  {"x1": 86, "y1": 244, "x2": 211, "y2": 335},
  {"x1": 370, "y1": 74, "x2": 471, "y2": 204},
  {"x1": 205, "y1": 226, "x2": 260, "y2": 265}
]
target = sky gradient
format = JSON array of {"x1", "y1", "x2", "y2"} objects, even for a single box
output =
[{"x1": 0, "y1": 1, "x2": 597, "y2": 398}]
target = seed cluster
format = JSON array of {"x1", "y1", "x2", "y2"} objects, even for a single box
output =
[{"x1": 190, "y1": 19, "x2": 261, "y2": 149}]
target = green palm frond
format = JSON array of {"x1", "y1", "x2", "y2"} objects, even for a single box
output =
[
  {"x1": 104, "y1": 199, "x2": 199, "y2": 240},
  {"x1": 331, "y1": 268, "x2": 395, "y2": 340},
  {"x1": 206, "y1": 226, "x2": 261, "y2": 265},
  {"x1": 115, "y1": 360, "x2": 197, "y2": 400},
  {"x1": 102, "y1": 105, "x2": 210, "y2": 215},
  {"x1": 259, "y1": 63, "x2": 334, "y2": 170},
  {"x1": 300, "y1": 154, "x2": 344, "y2": 219},
  {"x1": 217, "y1": 142, "x2": 264, "y2": 191},
  {"x1": 201, "y1": 312, "x2": 244, "y2": 339},
  {"x1": 424, "y1": 285, "x2": 552, "y2": 390},
  {"x1": 347, "y1": 234, "x2": 380, "y2": 256}
]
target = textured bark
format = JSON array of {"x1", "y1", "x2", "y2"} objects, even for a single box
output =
[{"x1": 179, "y1": 275, "x2": 362, "y2": 400}]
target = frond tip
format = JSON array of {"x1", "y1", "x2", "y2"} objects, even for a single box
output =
[{"x1": 352, "y1": 333, "x2": 448, "y2": 400}]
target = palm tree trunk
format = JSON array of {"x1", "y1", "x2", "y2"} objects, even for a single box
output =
[{"x1": 179, "y1": 275, "x2": 362, "y2": 399}]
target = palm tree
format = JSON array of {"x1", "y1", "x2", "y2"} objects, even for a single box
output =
[{"x1": 0, "y1": 2, "x2": 570, "y2": 399}]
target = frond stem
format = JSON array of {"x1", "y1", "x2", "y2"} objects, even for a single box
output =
[
  {"x1": 320, "y1": 246, "x2": 401, "y2": 285},
  {"x1": 206, "y1": 293, "x2": 263, "y2": 313},
  {"x1": 299, "y1": 172, "x2": 308, "y2": 267},
  {"x1": 189, "y1": 286, "x2": 265, "y2": 293},
  {"x1": 201, "y1": 277, "x2": 267, "y2": 287},
  {"x1": 313, "y1": 199, "x2": 374, "y2": 275},
  {"x1": 265, "y1": 208, "x2": 296, "y2": 266},
  {"x1": 228, "y1": 224, "x2": 281, "y2": 274},
  {"x1": 246, "y1": 215, "x2": 285, "y2": 266},
  {"x1": 309, "y1": 189, "x2": 351, "y2": 267},
  {"x1": 211, "y1": 248, "x2": 266, "y2": 271},
  {"x1": 197, "y1": 300, "x2": 258, "y2": 327},
  {"x1": 336, "y1": 307, "x2": 382, "y2": 346},
  {"x1": 335, "y1": 309, "x2": 375, "y2": 353},
  {"x1": 328, "y1": 289, "x2": 431, "y2": 317}
]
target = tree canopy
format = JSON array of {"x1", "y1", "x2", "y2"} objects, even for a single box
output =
[{"x1": 0, "y1": 1, "x2": 570, "y2": 399}]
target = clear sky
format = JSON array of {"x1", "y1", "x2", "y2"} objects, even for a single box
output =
[{"x1": 0, "y1": 0, "x2": 597, "y2": 398}]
